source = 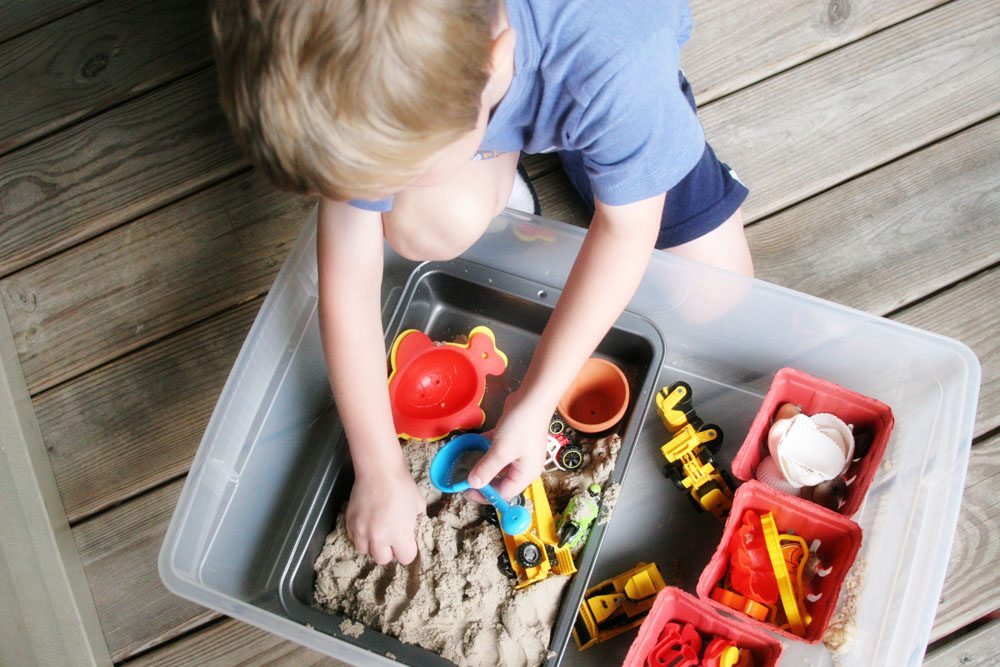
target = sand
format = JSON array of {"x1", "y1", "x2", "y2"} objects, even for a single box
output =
[
  {"x1": 823, "y1": 558, "x2": 866, "y2": 656},
  {"x1": 313, "y1": 434, "x2": 622, "y2": 666}
]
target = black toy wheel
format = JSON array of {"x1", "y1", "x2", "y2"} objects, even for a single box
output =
[
  {"x1": 545, "y1": 544, "x2": 558, "y2": 566},
  {"x1": 663, "y1": 463, "x2": 685, "y2": 488},
  {"x1": 558, "y1": 444, "x2": 585, "y2": 471},
  {"x1": 497, "y1": 552, "x2": 517, "y2": 580},
  {"x1": 549, "y1": 417, "x2": 566, "y2": 435},
  {"x1": 720, "y1": 467, "x2": 737, "y2": 493},
  {"x1": 516, "y1": 542, "x2": 543, "y2": 568},
  {"x1": 701, "y1": 424, "x2": 724, "y2": 453},
  {"x1": 483, "y1": 493, "x2": 524, "y2": 526},
  {"x1": 481, "y1": 504, "x2": 500, "y2": 526},
  {"x1": 667, "y1": 381, "x2": 692, "y2": 403}
]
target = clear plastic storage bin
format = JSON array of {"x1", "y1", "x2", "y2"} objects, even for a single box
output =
[{"x1": 160, "y1": 209, "x2": 980, "y2": 666}]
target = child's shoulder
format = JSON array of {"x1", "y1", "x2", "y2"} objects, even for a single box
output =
[
  {"x1": 522, "y1": 0, "x2": 692, "y2": 89},
  {"x1": 526, "y1": 0, "x2": 692, "y2": 54}
]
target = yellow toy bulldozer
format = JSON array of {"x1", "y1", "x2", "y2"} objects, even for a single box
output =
[{"x1": 573, "y1": 562, "x2": 666, "y2": 650}]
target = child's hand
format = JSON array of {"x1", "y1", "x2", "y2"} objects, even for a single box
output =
[
  {"x1": 467, "y1": 389, "x2": 550, "y2": 500},
  {"x1": 345, "y1": 463, "x2": 426, "y2": 565}
]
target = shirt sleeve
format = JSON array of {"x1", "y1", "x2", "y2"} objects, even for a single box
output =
[
  {"x1": 567, "y1": 36, "x2": 705, "y2": 207},
  {"x1": 348, "y1": 196, "x2": 394, "y2": 212}
]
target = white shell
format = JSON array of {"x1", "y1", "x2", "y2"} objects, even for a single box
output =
[
  {"x1": 767, "y1": 413, "x2": 854, "y2": 487},
  {"x1": 755, "y1": 455, "x2": 801, "y2": 495}
]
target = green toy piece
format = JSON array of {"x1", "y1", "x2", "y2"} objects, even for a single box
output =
[{"x1": 557, "y1": 483, "x2": 602, "y2": 549}]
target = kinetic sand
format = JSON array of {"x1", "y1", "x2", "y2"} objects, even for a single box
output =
[{"x1": 314, "y1": 435, "x2": 621, "y2": 666}]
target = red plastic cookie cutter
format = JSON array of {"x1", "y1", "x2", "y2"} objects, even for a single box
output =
[
  {"x1": 728, "y1": 510, "x2": 779, "y2": 605},
  {"x1": 387, "y1": 326, "x2": 507, "y2": 440},
  {"x1": 646, "y1": 621, "x2": 702, "y2": 666}
]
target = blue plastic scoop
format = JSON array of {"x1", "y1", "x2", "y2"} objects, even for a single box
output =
[{"x1": 430, "y1": 433, "x2": 531, "y2": 536}]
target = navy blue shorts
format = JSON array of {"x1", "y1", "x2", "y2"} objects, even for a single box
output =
[{"x1": 557, "y1": 73, "x2": 748, "y2": 249}]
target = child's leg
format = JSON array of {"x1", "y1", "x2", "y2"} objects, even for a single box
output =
[
  {"x1": 666, "y1": 207, "x2": 753, "y2": 277},
  {"x1": 558, "y1": 70, "x2": 751, "y2": 276}
]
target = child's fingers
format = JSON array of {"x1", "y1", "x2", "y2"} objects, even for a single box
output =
[
  {"x1": 463, "y1": 487, "x2": 489, "y2": 504},
  {"x1": 467, "y1": 445, "x2": 510, "y2": 489},
  {"x1": 492, "y1": 465, "x2": 533, "y2": 500},
  {"x1": 393, "y1": 538, "x2": 418, "y2": 566},
  {"x1": 370, "y1": 541, "x2": 393, "y2": 565}
]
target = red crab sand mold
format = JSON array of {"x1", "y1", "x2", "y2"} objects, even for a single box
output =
[{"x1": 388, "y1": 326, "x2": 508, "y2": 440}]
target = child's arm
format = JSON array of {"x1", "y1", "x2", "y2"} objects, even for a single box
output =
[
  {"x1": 468, "y1": 194, "x2": 665, "y2": 497},
  {"x1": 316, "y1": 198, "x2": 426, "y2": 565}
]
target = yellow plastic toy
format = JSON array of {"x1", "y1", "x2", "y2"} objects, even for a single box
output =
[
  {"x1": 496, "y1": 477, "x2": 576, "y2": 589},
  {"x1": 572, "y1": 562, "x2": 666, "y2": 650},
  {"x1": 656, "y1": 382, "x2": 734, "y2": 519},
  {"x1": 759, "y1": 512, "x2": 811, "y2": 636}
]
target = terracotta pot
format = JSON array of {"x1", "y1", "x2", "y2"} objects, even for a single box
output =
[{"x1": 557, "y1": 357, "x2": 630, "y2": 433}]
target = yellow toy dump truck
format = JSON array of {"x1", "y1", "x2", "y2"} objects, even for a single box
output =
[
  {"x1": 573, "y1": 562, "x2": 666, "y2": 650},
  {"x1": 656, "y1": 382, "x2": 734, "y2": 519},
  {"x1": 494, "y1": 477, "x2": 577, "y2": 589}
]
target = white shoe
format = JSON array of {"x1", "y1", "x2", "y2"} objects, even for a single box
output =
[{"x1": 506, "y1": 163, "x2": 541, "y2": 215}]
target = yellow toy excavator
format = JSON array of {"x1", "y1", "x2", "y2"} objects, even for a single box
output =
[{"x1": 656, "y1": 382, "x2": 734, "y2": 519}]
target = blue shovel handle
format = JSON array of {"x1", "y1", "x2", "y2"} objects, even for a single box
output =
[{"x1": 479, "y1": 484, "x2": 532, "y2": 535}]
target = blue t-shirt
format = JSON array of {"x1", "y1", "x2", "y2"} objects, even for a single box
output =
[{"x1": 351, "y1": 0, "x2": 704, "y2": 212}]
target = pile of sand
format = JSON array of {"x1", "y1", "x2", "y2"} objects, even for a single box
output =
[{"x1": 313, "y1": 435, "x2": 621, "y2": 666}]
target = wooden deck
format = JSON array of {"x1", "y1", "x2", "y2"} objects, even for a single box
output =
[{"x1": 1, "y1": 0, "x2": 997, "y2": 664}]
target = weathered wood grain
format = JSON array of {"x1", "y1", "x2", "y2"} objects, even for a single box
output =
[
  {"x1": 126, "y1": 618, "x2": 344, "y2": 667},
  {"x1": 700, "y1": 0, "x2": 1000, "y2": 224},
  {"x1": 0, "y1": 0, "x2": 95, "y2": 43},
  {"x1": 747, "y1": 116, "x2": 1000, "y2": 314},
  {"x1": 892, "y1": 267, "x2": 1000, "y2": 439},
  {"x1": 0, "y1": 0, "x2": 212, "y2": 154},
  {"x1": 929, "y1": 432, "x2": 1000, "y2": 642},
  {"x1": 686, "y1": 0, "x2": 950, "y2": 104},
  {"x1": 925, "y1": 618, "x2": 1000, "y2": 666},
  {"x1": 0, "y1": 68, "x2": 245, "y2": 278},
  {"x1": 1, "y1": 173, "x2": 310, "y2": 395},
  {"x1": 36, "y1": 299, "x2": 260, "y2": 524},
  {"x1": 73, "y1": 478, "x2": 219, "y2": 661}
]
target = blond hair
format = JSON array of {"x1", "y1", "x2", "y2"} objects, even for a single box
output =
[{"x1": 211, "y1": 0, "x2": 498, "y2": 200}]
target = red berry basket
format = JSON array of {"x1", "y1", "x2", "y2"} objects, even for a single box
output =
[
  {"x1": 623, "y1": 586, "x2": 783, "y2": 667},
  {"x1": 731, "y1": 367, "x2": 894, "y2": 516},
  {"x1": 697, "y1": 481, "x2": 863, "y2": 643}
]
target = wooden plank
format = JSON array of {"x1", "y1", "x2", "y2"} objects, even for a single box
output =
[
  {"x1": 746, "y1": 116, "x2": 1000, "y2": 314},
  {"x1": 72, "y1": 478, "x2": 218, "y2": 661},
  {"x1": 0, "y1": 0, "x2": 212, "y2": 154},
  {"x1": 0, "y1": 0, "x2": 95, "y2": 43},
  {"x1": 929, "y1": 433, "x2": 1000, "y2": 642},
  {"x1": 685, "y1": 0, "x2": 950, "y2": 104},
  {"x1": 0, "y1": 67, "x2": 245, "y2": 278},
  {"x1": 1, "y1": 173, "x2": 311, "y2": 395},
  {"x1": 127, "y1": 618, "x2": 344, "y2": 667},
  {"x1": 700, "y1": 0, "x2": 1000, "y2": 224},
  {"x1": 0, "y1": 277, "x2": 112, "y2": 666},
  {"x1": 892, "y1": 267, "x2": 1000, "y2": 439},
  {"x1": 926, "y1": 619, "x2": 1000, "y2": 666},
  {"x1": 36, "y1": 299, "x2": 260, "y2": 524}
]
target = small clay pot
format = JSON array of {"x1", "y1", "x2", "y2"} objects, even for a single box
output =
[{"x1": 557, "y1": 357, "x2": 630, "y2": 434}]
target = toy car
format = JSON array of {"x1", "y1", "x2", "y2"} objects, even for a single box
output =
[
  {"x1": 556, "y1": 483, "x2": 602, "y2": 549},
  {"x1": 572, "y1": 562, "x2": 666, "y2": 650},
  {"x1": 543, "y1": 415, "x2": 585, "y2": 472},
  {"x1": 656, "y1": 382, "x2": 734, "y2": 519},
  {"x1": 493, "y1": 477, "x2": 577, "y2": 589}
]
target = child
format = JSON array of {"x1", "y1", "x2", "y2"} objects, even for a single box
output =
[{"x1": 211, "y1": 0, "x2": 753, "y2": 566}]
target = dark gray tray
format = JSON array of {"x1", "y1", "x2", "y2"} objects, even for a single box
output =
[{"x1": 278, "y1": 259, "x2": 665, "y2": 665}]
